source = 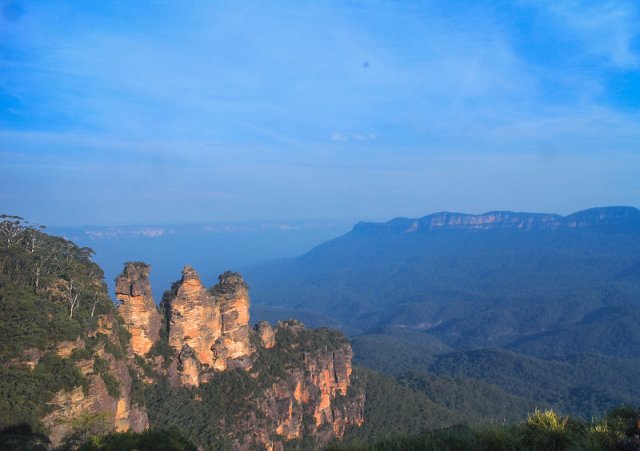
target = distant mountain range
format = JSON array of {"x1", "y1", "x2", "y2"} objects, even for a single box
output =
[
  {"x1": 353, "y1": 206, "x2": 640, "y2": 233},
  {"x1": 247, "y1": 206, "x2": 640, "y2": 334},
  {"x1": 245, "y1": 206, "x2": 640, "y2": 418}
]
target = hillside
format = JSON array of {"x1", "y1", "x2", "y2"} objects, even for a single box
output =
[{"x1": 245, "y1": 207, "x2": 640, "y2": 419}]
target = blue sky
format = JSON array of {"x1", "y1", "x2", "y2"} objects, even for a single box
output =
[{"x1": 1, "y1": 0, "x2": 639, "y2": 226}]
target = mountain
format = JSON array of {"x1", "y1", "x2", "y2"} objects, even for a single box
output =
[{"x1": 246, "y1": 206, "x2": 640, "y2": 344}]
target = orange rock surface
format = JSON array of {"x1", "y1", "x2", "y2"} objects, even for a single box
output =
[{"x1": 115, "y1": 263, "x2": 162, "y2": 356}]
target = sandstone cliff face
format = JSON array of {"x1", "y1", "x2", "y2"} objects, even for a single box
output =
[
  {"x1": 43, "y1": 314, "x2": 148, "y2": 447},
  {"x1": 166, "y1": 265, "x2": 221, "y2": 373},
  {"x1": 210, "y1": 271, "x2": 253, "y2": 371},
  {"x1": 256, "y1": 321, "x2": 276, "y2": 349},
  {"x1": 354, "y1": 206, "x2": 640, "y2": 234},
  {"x1": 115, "y1": 263, "x2": 161, "y2": 356},
  {"x1": 264, "y1": 321, "x2": 364, "y2": 445},
  {"x1": 165, "y1": 267, "x2": 253, "y2": 384}
]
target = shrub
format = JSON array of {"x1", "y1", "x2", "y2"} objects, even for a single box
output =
[{"x1": 520, "y1": 409, "x2": 576, "y2": 451}]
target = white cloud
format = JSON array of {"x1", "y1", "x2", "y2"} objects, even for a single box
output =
[{"x1": 330, "y1": 132, "x2": 377, "y2": 142}]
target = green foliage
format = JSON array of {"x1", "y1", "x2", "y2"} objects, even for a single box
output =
[
  {"x1": 520, "y1": 409, "x2": 576, "y2": 451},
  {"x1": 426, "y1": 348, "x2": 640, "y2": 418},
  {"x1": 0, "y1": 354, "x2": 85, "y2": 434},
  {"x1": 128, "y1": 366, "x2": 146, "y2": 408},
  {"x1": 58, "y1": 412, "x2": 111, "y2": 450},
  {"x1": 92, "y1": 356, "x2": 120, "y2": 398},
  {"x1": 101, "y1": 373, "x2": 120, "y2": 399},
  {"x1": 330, "y1": 406, "x2": 633, "y2": 451},
  {"x1": 341, "y1": 368, "x2": 461, "y2": 443},
  {"x1": 147, "y1": 312, "x2": 174, "y2": 365},
  {"x1": 0, "y1": 366, "x2": 47, "y2": 431},
  {"x1": 396, "y1": 370, "x2": 535, "y2": 424},
  {"x1": 92, "y1": 356, "x2": 109, "y2": 374},
  {"x1": 72, "y1": 427, "x2": 197, "y2": 451},
  {"x1": 144, "y1": 380, "x2": 230, "y2": 450},
  {"x1": 36, "y1": 352, "x2": 85, "y2": 395},
  {"x1": 0, "y1": 423, "x2": 50, "y2": 451},
  {"x1": 0, "y1": 217, "x2": 124, "y2": 432}
]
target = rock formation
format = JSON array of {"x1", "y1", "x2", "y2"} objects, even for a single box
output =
[
  {"x1": 166, "y1": 265, "x2": 221, "y2": 372},
  {"x1": 255, "y1": 321, "x2": 276, "y2": 349},
  {"x1": 210, "y1": 271, "x2": 253, "y2": 370},
  {"x1": 165, "y1": 266, "x2": 253, "y2": 385},
  {"x1": 263, "y1": 321, "x2": 364, "y2": 444},
  {"x1": 115, "y1": 263, "x2": 162, "y2": 356}
]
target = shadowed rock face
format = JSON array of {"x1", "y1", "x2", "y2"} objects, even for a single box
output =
[
  {"x1": 165, "y1": 266, "x2": 253, "y2": 384},
  {"x1": 115, "y1": 263, "x2": 161, "y2": 356}
]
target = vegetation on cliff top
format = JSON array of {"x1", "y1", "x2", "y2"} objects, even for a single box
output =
[{"x1": 0, "y1": 216, "x2": 127, "y2": 433}]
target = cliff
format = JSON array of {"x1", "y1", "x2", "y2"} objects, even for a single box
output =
[
  {"x1": 352, "y1": 206, "x2": 640, "y2": 234},
  {"x1": 148, "y1": 268, "x2": 364, "y2": 449},
  {"x1": 145, "y1": 318, "x2": 365, "y2": 450},
  {"x1": 115, "y1": 262, "x2": 162, "y2": 356},
  {"x1": 163, "y1": 266, "x2": 253, "y2": 385},
  {"x1": 262, "y1": 321, "x2": 364, "y2": 442}
]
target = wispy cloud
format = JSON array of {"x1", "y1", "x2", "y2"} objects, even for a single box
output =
[
  {"x1": 330, "y1": 132, "x2": 377, "y2": 143},
  {"x1": 540, "y1": 0, "x2": 640, "y2": 69},
  {"x1": 1, "y1": 0, "x2": 638, "y2": 225}
]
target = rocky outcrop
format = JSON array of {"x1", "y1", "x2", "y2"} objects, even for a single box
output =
[
  {"x1": 0, "y1": 219, "x2": 364, "y2": 450},
  {"x1": 115, "y1": 263, "x2": 161, "y2": 356},
  {"x1": 166, "y1": 265, "x2": 220, "y2": 374},
  {"x1": 165, "y1": 267, "x2": 253, "y2": 385},
  {"x1": 353, "y1": 206, "x2": 640, "y2": 234},
  {"x1": 242, "y1": 321, "x2": 365, "y2": 449},
  {"x1": 43, "y1": 314, "x2": 148, "y2": 447},
  {"x1": 187, "y1": 319, "x2": 365, "y2": 450},
  {"x1": 256, "y1": 321, "x2": 276, "y2": 349},
  {"x1": 210, "y1": 272, "x2": 253, "y2": 370}
]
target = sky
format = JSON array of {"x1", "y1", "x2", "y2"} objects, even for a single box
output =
[{"x1": 1, "y1": 0, "x2": 639, "y2": 226}]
